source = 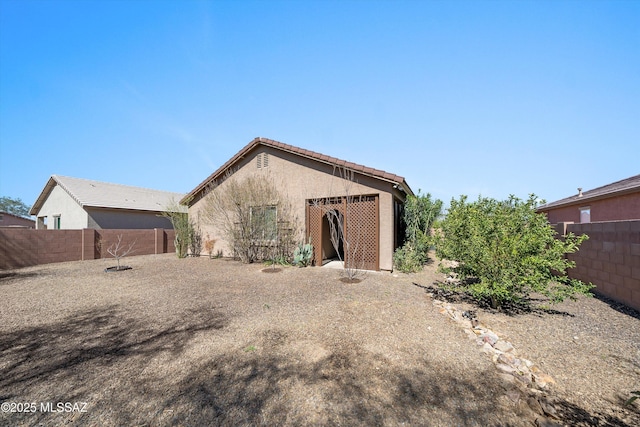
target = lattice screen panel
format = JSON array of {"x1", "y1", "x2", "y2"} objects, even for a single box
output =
[
  {"x1": 307, "y1": 195, "x2": 378, "y2": 271},
  {"x1": 307, "y1": 204, "x2": 323, "y2": 266},
  {"x1": 345, "y1": 196, "x2": 378, "y2": 271}
]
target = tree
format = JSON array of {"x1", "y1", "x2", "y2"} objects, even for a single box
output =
[
  {"x1": 393, "y1": 191, "x2": 443, "y2": 273},
  {"x1": 106, "y1": 234, "x2": 136, "y2": 270},
  {"x1": 201, "y1": 172, "x2": 298, "y2": 264},
  {"x1": 436, "y1": 194, "x2": 593, "y2": 310},
  {"x1": 0, "y1": 196, "x2": 30, "y2": 217}
]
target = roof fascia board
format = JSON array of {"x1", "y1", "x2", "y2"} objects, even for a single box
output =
[
  {"x1": 538, "y1": 186, "x2": 640, "y2": 211},
  {"x1": 182, "y1": 138, "x2": 413, "y2": 204}
]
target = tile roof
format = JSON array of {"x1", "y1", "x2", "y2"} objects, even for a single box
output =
[
  {"x1": 182, "y1": 137, "x2": 413, "y2": 204},
  {"x1": 30, "y1": 175, "x2": 186, "y2": 215},
  {"x1": 538, "y1": 173, "x2": 640, "y2": 210}
]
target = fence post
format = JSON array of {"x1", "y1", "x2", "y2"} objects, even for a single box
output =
[
  {"x1": 154, "y1": 228, "x2": 161, "y2": 254},
  {"x1": 81, "y1": 229, "x2": 97, "y2": 260}
]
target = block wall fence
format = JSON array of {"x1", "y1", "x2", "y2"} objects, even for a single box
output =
[
  {"x1": 0, "y1": 228, "x2": 176, "y2": 270},
  {"x1": 554, "y1": 220, "x2": 640, "y2": 312}
]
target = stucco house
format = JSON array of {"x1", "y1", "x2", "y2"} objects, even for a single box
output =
[
  {"x1": 537, "y1": 174, "x2": 640, "y2": 224},
  {"x1": 182, "y1": 137, "x2": 414, "y2": 271},
  {"x1": 0, "y1": 211, "x2": 35, "y2": 228},
  {"x1": 30, "y1": 175, "x2": 185, "y2": 230}
]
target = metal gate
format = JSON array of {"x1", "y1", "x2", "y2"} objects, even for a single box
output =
[{"x1": 306, "y1": 195, "x2": 379, "y2": 271}]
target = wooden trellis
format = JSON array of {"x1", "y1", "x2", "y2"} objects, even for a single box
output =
[{"x1": 306, "y1": 194, "x2": 379, "y2": 271}]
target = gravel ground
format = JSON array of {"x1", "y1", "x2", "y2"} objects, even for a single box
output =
[{"x1": 0, "y1": 254, "x2": 638, "y2": 426}]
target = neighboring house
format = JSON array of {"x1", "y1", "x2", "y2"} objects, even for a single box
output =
[
  {"x1": 30, "y1": 175, "x2": 185, "y2": 230},
  {"x1": 182, "y1": 137, "x2": 414, "y2": 271},
  {"x1": 538, "y1": 174, "x2": 640, "y2": 224},
  {"x1": 0, "y1": 211, "x2": 35, "y2": 228}
]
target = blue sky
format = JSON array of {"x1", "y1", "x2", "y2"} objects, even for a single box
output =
[{"x1": 1, "y1": 0, "x2": 638, "y2": 212}]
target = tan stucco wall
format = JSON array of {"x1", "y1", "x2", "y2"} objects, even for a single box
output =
[
  {"x1": 189, "y1": 145, "x2": 407, "y2": 270},
  {"x1": 36, "y1": 184, "x2": 88, "y2": 229}
]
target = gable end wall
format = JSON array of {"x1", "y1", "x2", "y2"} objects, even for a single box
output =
[{"x1": 189, "y1": 145, "x2": 406, "y2": 270}]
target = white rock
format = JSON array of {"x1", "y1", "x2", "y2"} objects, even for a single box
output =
[{"x1": 494, "y1": 340, "x2": 515, "y2": 353}]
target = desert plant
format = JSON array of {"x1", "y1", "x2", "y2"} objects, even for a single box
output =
[
  {"x1": 161, "y1": 198, "x2": 191, "y2": 258},
  {"x1": 293, "y1": 238, "x2": 313, "y2": 267},
  {"x1": 188, "y1": 220, "x2": 203, "y2": 257},
  {"x1": 436, "y1": 194, "x2": 594, "y2": 309},
  {"x1": 106, "y1": 234, "x2": 136, "y2": 270}
]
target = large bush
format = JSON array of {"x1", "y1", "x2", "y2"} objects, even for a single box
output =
[
  {"x1": 393, "y1": 192, "x2": 443, "y2": 273},
  {"x1": 202, "y1": 173, "x2": 298, "y2": 264},
  {"x1": 436, "y1": 194, "x2": 593, "y2": 309}
]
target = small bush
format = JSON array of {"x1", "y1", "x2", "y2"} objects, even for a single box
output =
[
  {"x1": 393, "y1": 191, "x2": 442, "y2": 273},
  {"x1": 393, "y1": 244, "x2": 426, "y2": 273}
]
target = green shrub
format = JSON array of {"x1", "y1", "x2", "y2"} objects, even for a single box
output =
[
  {"x1": 436, "y1": 194, "x2": 593, "y2": 309},
  {"x1": 393, "y1": 191, "x2": 443, "y2": 273},
  {"x1": 393, "y1": 244, "x2": 426, "y2": 273}
]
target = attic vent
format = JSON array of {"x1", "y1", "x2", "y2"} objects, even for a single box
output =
[
  {"x1": 257, "y1": 154, "x2": 262, "y2": 169},
  {"x1": 263, "y1": 152, "x2": 269, "y2": 167}
]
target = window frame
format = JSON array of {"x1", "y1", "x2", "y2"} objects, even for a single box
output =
[
  {"x1": 249, "y1": 205, "x2": 278, "y2": 241},
  {"x1": 579, "y1": 206, "x2": 591, "y2": 223}
]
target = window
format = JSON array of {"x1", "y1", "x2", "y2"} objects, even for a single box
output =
[
  {"x1": 0, "y1": 214, "x2": 3, "y2": 221},
  {"x1": 257, "y1": 153, "x2": 262, "y2": 169},
  {"x1": 250, "y1": 205, "x2": 277, "y2": 240},
  {"x1": 53, "y1": 215, "x2": 61, "y2": 229},
  {"x1": 579, "y1": 207, "x2": 590, "y2": 223}
]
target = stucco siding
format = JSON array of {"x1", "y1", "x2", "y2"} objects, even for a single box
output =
[
  {"x1": 86, "y1": 208, "x2": 174, "y2": 229},
  {"x1": 36, "y1": 185, "x2": 88, "y2": 229},
  {"x1": 190, "y1": 145, "x2": 405, "y2": 270}
]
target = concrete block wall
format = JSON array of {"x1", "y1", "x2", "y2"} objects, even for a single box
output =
[
  {"x1": 562, "y1": 220, "x2": 640, "y2": 312},
  {"x1": 0, "y1": 228, "x2": 177, "y2": 269}
]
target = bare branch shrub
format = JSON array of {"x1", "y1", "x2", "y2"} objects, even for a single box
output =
[
  {"x1": 107, "y1": 234, "x2": 136, "y2": 270},
  {"x1": 202, "y1": 172, "x2": 299, "y2": 264},
  {"x1": 311, "y1": 166, "x2": 367, "y2": 282},
  {"x1": 188, "y1": 219, "x2": 203, "y2": 257},
  {"x1": 204, "y1": 233, "x2": 216, "y2": 259}
]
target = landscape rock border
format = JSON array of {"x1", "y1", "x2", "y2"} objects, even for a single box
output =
[{"x1": 427, "y1": 290, "x2": 569, "y2": 426}]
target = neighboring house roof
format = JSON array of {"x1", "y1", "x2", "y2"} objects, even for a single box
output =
[
  {"x1": 30, "y1": 175, "x2": 186, "y2": 216},
  {"x1": 182, "y1": 137, "x2": 414, "y2": 205},
  {"x1": 0, "y1": 211, "x2": 35, "y2": 226},
  {"x1": 538, "y1": 173, "x2": 640, "y2": 211}
]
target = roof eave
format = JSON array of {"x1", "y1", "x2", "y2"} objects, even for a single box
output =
[
  {"x1": 538, "y1": 185, "x2": 640, "y2": 211},
  {"x1": 183, "y1": 137, "x2": 414, "y2": 205},
  {"x1": 29, "y1": 176, "x2": 58, "y2": 216}
]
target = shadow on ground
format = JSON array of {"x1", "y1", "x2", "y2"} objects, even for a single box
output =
[
  {"x1": 0, "y1": 304, "x2": 228, "y2": 426},
  {"x1": 1, "y1": 299, "x2": 636, "y2": 426}
]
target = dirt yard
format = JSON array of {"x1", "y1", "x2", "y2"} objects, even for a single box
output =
[{"x1": 0, "y1": 254, "x2": 638, "y2": 426}]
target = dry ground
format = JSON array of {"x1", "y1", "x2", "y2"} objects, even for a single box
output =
[{"x1": 0, "y1": 254, "x2": 638, "y2": 426}]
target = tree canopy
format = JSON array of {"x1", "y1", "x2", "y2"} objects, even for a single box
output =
[{"x1": 0, "y1": 196, "x2": 31, "y2": 217}]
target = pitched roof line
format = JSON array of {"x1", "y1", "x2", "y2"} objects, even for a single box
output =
[
  {"x1": 182, "y1": 137, "x2": 413, "y2": 204},
  {"x1": 538, "y1": 173, "x2": 640, "y2": 210}
]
